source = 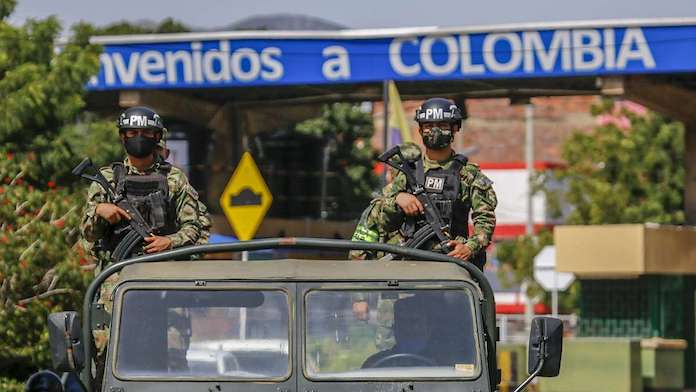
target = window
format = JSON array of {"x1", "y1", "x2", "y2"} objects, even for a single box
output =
[
  {"x1": 305, "y1": 289, "x2": 479, "y2": 379},
  {"x1": 116, "y1": 289, "x2": 289, "y2": 379}
]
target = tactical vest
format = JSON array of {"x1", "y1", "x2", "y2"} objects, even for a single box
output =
[
  {"x1": 401, "y1": 154, "x2": 470, "y2": 239},
  {"x1": 102, "y1": 161, "x2": 177, "y2": 252}
]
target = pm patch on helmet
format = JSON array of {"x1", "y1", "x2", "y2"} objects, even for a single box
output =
[
  {"x1": 118, "y1": 106, "x2": 165, "y2": 130},
  {"x1": 415, "y1": 98, "x2": 464, "y2": 123}
]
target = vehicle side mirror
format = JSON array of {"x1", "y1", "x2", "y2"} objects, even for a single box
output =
[
  {"x1": 47, "y1": 312, "x2": 85, "y2": 373},
  {"x1": 25, "y1": 370, "x2": 63, "y2": 392},
  {"x1": 528, "y1": 316, "x2": 563, "y2": 377},
  {"x1": 513, "y1": 317, "x2": 563, "y2": 392}
]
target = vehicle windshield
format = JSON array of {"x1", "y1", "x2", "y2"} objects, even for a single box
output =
[
  {"x1": 305, "y1": 288, "x2": 479, "y2": 379},
  {"x1": 116, "y1": 289, "x2": 289, "y2": 379}
]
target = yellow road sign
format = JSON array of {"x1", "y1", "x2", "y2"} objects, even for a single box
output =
[{"x1": 219, "y1": 152, "x2": 272, "y2": 241}]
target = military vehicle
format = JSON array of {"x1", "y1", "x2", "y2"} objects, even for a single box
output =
[{"x1": 26, "y1": 238, "x2": 563, "y2": 392}]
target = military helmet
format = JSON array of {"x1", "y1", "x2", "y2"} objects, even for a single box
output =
[
  {"x1": 414, "y1": 98, "x2": 465, "y2": 125},
  {"x1": 117, "y1": 106, "x2": 165, "y2": 132}
]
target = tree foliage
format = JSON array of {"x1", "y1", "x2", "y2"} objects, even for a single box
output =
[
  {"x1": 496, "y1": 100, "x2": 685, "y2": 309},
  {"x1": 295, "y1": 103, "x2": 380, "y2": 218},
  {"x1": 84, "y1": 17, "x2": 190, "y2": 36},
  {"x1": 0, "y1": 1, "x2": 123, "y2": 382},
  {"x1": 553, "y1": 100, "x2": 685, "y2": 225}
]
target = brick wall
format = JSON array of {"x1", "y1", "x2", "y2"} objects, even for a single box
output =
[{"x1": 372, "y1": 95, "x2": 600, "y2": 163}]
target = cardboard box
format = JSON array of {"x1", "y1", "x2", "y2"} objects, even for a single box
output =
[{"x1": 555, "y1": 224, "x2": 696, "y2": 277}]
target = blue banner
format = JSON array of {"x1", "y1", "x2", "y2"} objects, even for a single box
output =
[{"x1": 88, "y1": 25, "x2": 696, "y2": 90}]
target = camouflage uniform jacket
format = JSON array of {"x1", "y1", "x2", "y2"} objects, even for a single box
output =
[
  {"x1": 81, "y1": 157, "x2": 209, "y2": 259},
  {"x1": 350, "y1": 197, "x2": 388, "y2": 260},
  {"x1": 378, "y1": 152, "x2": 497, "y2": 254}
]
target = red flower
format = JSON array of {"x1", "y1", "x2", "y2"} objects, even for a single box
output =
[
  {"x1": 79, "y1": 257, "x2": 89, "y2": 265},
  {"x1": 7, "y1": 152, "x2": 13, "y2": 160},
  {"x1": 52, "y1": 218, "x2": 66, "y2": 229},
  {"x1": 47, "y1": 181, "x2": 56, "y2": 189}
]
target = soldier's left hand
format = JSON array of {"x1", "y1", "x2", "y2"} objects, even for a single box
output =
[
  {"x1": 143, "y1": 235, "x2": 172, "y2": 253},
  {"x1": 446, "y1": 241, "x2": 472, "y2": 260}
]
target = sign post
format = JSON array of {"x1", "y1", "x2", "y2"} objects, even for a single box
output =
[
  {"x1": 219, "y1": 151, "x2": 273, "y2": 244},
  {"x1": 533, "y1": 245, "x2": 575, "y2": 317},
  {"x1": 220, "y1": 152, "x2": 272, "y2": 341}
]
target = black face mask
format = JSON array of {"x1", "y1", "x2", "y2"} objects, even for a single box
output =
[
  {"x1": 421, "y1": 126, "x2": 454, "y2": 150},
  {"x1": 124, "y1": 135, "x2": 157, "y2": 158}
]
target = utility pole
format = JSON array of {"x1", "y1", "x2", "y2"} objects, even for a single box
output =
[{"x1": 525, "y1": 102, "x2": 534, "y2": 235}]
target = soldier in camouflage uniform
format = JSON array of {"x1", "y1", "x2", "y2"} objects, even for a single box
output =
[
  {"x1": 352, "y1": 99, "x2": 497, "y2": 349},
  {"x1": 80, "y1": 106, "x2": 209, "y2": 384},
  {"x1": 349, "y1": 143, "x2": 422, "y2": 260},
  {"x1": 377, "y1": 98, "x2": 497, "y2": 267},
  {"x1": 349, "y1": 143, "x2": 433, "y2": 349},
  {"x1": 350, "y1": 197, "x2": 395, "y2": 348}
]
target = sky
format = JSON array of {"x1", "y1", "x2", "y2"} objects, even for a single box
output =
[{"x1": 9, "y1": 0, "x2": 696, "y2": 33}]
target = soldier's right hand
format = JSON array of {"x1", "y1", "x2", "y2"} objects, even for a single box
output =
[
  {"x1": 395, "y1": 192, "x2": 424, "y2": 216},
  {"x1": 96, "y1": 203, "x2": 131, "y2": 224}
]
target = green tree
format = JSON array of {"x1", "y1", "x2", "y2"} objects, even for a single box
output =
[
  {"x1": 295, "y1": 103, "x2": 380, "y2": 219},
  {"x1": 554, "y1": 100, "x2": 685, "y2": 225},
  {"x1": 0, "y1": 1, "x2": 122, "y2": 384},
  {"x1": 87, "y1": 17, "x2": 190, "y2": 35},
  {"x1": 496, "y1": 100, "x2": 685, "y2": 309}
]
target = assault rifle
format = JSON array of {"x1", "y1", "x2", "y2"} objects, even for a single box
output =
[
  {"x1": 72, "y1": 158, "x2": 153, "y2": 260},
  {"x1": 377, "y1": 146, "x2": 453, "y2": 253}
]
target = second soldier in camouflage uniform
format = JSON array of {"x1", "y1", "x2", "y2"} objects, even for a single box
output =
[
  {"x1": 80, "y1": 106, "x2": 210, "y2": 383},
  {"x1": 349, "y1": 143, "x2": 423, "y2": 260},
  {"x1": 349, "y1": 144, "x2": 423, "y2": 348}
]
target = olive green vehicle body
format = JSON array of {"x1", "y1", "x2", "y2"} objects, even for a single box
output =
[{"x1": 78, "y1": 239, "x2": 510, "y2": 392}]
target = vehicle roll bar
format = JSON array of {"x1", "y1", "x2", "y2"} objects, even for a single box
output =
[{"x1": 81, "y1": 238, "x2": 497, "y2": 391}]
